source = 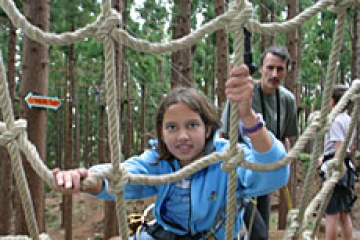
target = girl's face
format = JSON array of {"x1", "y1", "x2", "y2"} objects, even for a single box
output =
[{"x1": 161, "y1": 103, "x2": 211, "y2": 167}]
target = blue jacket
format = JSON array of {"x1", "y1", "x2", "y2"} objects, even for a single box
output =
[{"x1": 92, "y1": 132, "x2": 289, "y2": 239}]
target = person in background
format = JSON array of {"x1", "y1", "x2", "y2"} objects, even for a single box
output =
[
  {"x1": 52, "y1": 65, "x2": 290, "y2": 240},
  {"x1": 220, "y1": 46, "x2": 298, "y2": 239},
  {"x1": 319, "y1": 84, "x2": 357, "y2": 240}
]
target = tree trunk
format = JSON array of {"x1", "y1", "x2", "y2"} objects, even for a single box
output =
[
  {"x1": 355, "y1": 8, "x2": 360, "y2": 160},
  {"x1": 99, "y1": 88, "x2": 116, "y2": 239},
  {"x1": 90, "y1": 107, "x2": 95, "y2": 166},
  {"x1": 62, "y1": 42, "x2": 76, "y2": 240},
  {"x1": 141, "y1": 83, "x2": 146, "y2": 151},
  {"x1": 260, "y1": 6, "x2": 270, "y2": 52},
  {"x1": 124, "y1": 64, "x2": 133, "y2": 159},
  {"x1": 0, "y1": 148, "x2": 11, "y2": 234},
  {"x1": 16, "y1": 0, "x2": 49, "y2": 234},
  {"x1": 114, "y1": 0, "x2": 124, "y2": 141},
  {"x1": 0, "y1": 19, "x2": 17, "y2": 235},
  {"x1": 74, "y1": 91, "x2": 80, "y2": 167},
  {"x1": 7, "y1": 21, "x2": 17, "y2": 102},
  {"x1": 56, "y1": 85, "x2": 63, "y2": 168},
  {"x1": 215, "y1": 0, "x2": 228, "y2": 108},
  {"x1": 278, "y1": 0, "x2": 300, "y2": 230},
  {"x1": 351, "y1": 9, "x2": 358, "y2": 80},
  {"x1": 171, "y1": 0, "x2": 192, "y2": 87},
  {"x1": 84, "y1": 89, "x2": 90, "y2": 168}
]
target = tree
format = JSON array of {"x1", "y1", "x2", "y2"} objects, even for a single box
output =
[
  {"x1": 355, "y1": 7, "x2": 360, "y2": 160},
  {"x1": 215, "y1": 0, "x2": 228, "y2": 108},
  {"x1": 259, "y1": 3, "x2": 273, "y2": 51},
  {"x1": 0, "y1": 15, "x2": 17, "y2": 235},
  {"x1": 171, "y1": 0, "x2": 192, "y2": 87},
  {"x1": 16, "y1": 0, "x2": 49, "y2": 234},
  {"x1": 0, "y1": 147, "x2": 11, "y2": 235},
  {"x1": 351, "y1": 9, "x2": 359, "y2": 81},
  {"x1": 63, "y1": 42, "x2": 75, "y2": 240},
  {"x1": 277, "y1": 0, "x2": 301, "y2": 230}
]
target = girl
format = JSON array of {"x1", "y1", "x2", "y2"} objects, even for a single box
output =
[{"x1": 53, "y1": 65, "x2": 289, "y2": 240}]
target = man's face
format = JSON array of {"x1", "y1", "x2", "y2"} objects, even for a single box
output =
[{"x1": 259, "y1": 52, "x2": 288, "y2": 93}]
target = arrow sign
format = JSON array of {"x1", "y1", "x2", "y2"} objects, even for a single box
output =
[{"x1": 25, "y1": 92, "x2": 62, "y2": 110}]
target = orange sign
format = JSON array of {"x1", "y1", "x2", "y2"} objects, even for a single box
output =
[{"x1": 25, "y1": 92, "x2": 61, "y2": 110}]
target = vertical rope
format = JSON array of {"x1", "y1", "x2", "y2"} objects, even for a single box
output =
[
  {"x1": 0, "y1": 53, "x2": 40, "y2": 239},
  {"x1": 292, "y1": 9, "x2": 347, "y2": 239},
  {"x1": 224, "y1": 0, "x2": 246, "y2": 238},
  {"x1": 101, "y1": 0, "x2": 129, "y2": 239}
]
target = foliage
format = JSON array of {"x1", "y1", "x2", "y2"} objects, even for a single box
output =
[
  {"x1": 191, "y1": 2, "x2": 215, "y2": 98},
  {"x1": 46, "y1": 0, "x2": 103, "y2": 166}
]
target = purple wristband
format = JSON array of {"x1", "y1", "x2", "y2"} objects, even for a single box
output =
[{"x1": 240, "y1": 113, "x2": 265, "y2": 134}]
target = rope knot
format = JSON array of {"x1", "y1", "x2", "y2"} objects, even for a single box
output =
[
  {"x1": 106, "y1": 165, "x2": 129, "y2": 195},
  {"x1": 95, "y1": 9, "x2": 122, "y2": 42},
  {"x1": 0, "y1": 119, "x2": 27, "y2": 146},
  {"x1": 221, "y1": 146, "x2": 243, "y2": 172},
  {"x1": 227, "y1": 0, "x2": 254, "y2": 32}
]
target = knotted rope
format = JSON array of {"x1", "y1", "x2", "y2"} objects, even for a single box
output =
[
  {"x1": 98, "y1": 1, "x2": 129, "y2": 239},
  {"x1": 0, "y1": 0, "x2": 359, "y2": 239},
  {"x1": 285, "y1": 4, "x2": 348, "y2": 238},
  {"x1": 222, "y1": 0, "x2": 254, "y2": 238}
]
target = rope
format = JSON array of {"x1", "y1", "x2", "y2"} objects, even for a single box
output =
[
  {"x1": 0, "y1": 53, "x2": 40, "y2": 240},
  {"x1": 99, "y1": 1, "x2": 129, "y2": 239},
  {"x1": 222, "y1": 0, "x2": 253, "y2": 238},
  {"x1": 0, "y1": 233, "x2": 51, "y2": 240},
  {"x1": 301, "y1": 93, "x2": 360, "y2": 239},
  {"x1": 0, "y1": 0, "x2": 358, "y2": 239},
  {"x1": 286, "y1": 7, "x2": 348, "y2": 239}
]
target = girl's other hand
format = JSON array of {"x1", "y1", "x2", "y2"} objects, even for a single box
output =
[{"x1": 52, "y1": 168, "x2": 88, "y2": 194}]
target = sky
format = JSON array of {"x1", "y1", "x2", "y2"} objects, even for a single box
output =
[{"x1": 96, "y1": 0, "x2": 147, "y2": 25}]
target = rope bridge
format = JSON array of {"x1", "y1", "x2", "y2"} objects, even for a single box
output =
[{"x1": 0, "y1": 0, "x2": 359, "y2": 239}]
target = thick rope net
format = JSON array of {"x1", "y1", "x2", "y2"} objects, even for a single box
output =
[{"x1": 0, "y1": 0, "x2": 360, "y2": 239}]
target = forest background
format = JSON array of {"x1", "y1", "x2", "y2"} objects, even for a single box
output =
[{"x1": 0, "y1": 0, "x2": 359, "y2": 239}]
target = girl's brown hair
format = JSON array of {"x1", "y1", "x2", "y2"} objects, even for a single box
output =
[{"x1": 155, "y1": 87, "x2": 221, "y2": 161}]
